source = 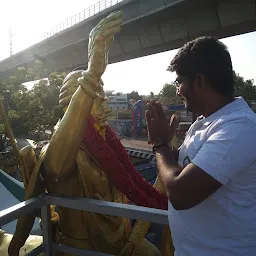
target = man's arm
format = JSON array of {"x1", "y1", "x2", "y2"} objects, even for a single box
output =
[
  {"x1": 155, "y1": 118, "x2": 256, "y2": 210},
  {"x1": 146, "y1": 101, "x2": 256, "y2": 211},
  {"x1": 155, "y1": 145, "x2": 222, "y2": 210}
]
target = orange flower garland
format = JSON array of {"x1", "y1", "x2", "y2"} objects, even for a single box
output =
[{"x1": 83, "y1": 116, "x2": 168, "y2": 210}]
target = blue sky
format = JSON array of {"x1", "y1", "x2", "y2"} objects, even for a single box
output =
[{"x1": 0, "y1": 0, "x2": 255, "y2": 95}]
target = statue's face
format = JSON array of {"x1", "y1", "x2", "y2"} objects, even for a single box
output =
[{"x1": 60, "y1": 71, "x2": 112, "y2": 128}]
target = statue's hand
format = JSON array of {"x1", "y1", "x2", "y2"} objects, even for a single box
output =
[
  {"x1": 59, "y1": 70, "x2": 83, "y2": 106},
  {"x1": 59, "y1": 69, "x2": 104, "y2": 106},
  {"x1": 87, "y1": 10, "x2": 123, "y2": 81}
]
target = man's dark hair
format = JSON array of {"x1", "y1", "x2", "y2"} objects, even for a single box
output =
[{"x1": 168, "y1": 36, "x2": 234, "y2": 98}]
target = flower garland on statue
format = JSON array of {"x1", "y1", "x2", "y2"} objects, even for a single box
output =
[{"x1": 83, "y1": 116, "x2": 168, "y2": 210}]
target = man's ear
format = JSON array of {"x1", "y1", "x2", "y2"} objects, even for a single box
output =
[{"x1": 194, "y1": 73, "x2": 208, "y2": 91}]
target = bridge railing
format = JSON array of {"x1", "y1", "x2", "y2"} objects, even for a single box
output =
[
  {"x1": 9, "y1": 0, "x2": 124, "y2": 57},
  {"x1": 38, "y1": 0, "x2": 122, "y2": 44},
  {"x1": 44, "y1": 0, "x2": 124, "y2": 39},
  {"x1": 0, "y1": 193, "x2": 168, "y2": 256}
]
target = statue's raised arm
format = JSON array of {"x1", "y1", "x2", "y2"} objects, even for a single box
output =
[
  {"x1": 44, "y1": 11, "x2": 123, "y2": 181},
  {"x1": 87, "y1": 11, "x2": 123, "y2": 79}
]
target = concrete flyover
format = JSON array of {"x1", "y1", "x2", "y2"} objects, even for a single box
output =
[{"x1": 0, "y1": 0, "x2": 255, "y2": 79}]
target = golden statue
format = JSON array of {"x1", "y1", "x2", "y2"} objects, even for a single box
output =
[{"x1": 7, "y1": 11, "x2": 172, "y2": 256}]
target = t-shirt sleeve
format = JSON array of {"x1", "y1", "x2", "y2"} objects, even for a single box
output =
[{"x1": 192, "y1": 119, "x2": 256, "y2": 185}]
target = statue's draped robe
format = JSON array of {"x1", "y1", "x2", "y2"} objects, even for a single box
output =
[{"x1": 42, "y1": 144, "x2": 131, "y2": 255}]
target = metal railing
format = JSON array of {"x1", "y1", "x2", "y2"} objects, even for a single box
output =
[
  {"x1": 0, "y1": 194, "x2": 168, "y2": 256},
  {"x1": 43, "y1": 0, "x2": 124, "y2": 39},
  {"x1": 10, "y1": 0, "x2": 124, "y2": 57}
]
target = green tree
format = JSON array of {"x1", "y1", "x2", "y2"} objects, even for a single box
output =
[
  {"x1": 158, "y1": 72, "x2": 256, "y2": 106},
  {"x1": 159, "y1": 82, "x2": 182, "y2": 104},
  {"x1": 127, "y1": 91, "x2": 142, "y2": 101},
  {"x1": 25, "y1": 68, "x2": 36, "y2": 82},
  {"x1": 15, "y1": 67, "x2": 27, "y2": 83},
  {"x1": 0, "y1": 78, "x2": 8, "y2": 95},
  {"x1": 150, "y1": 92, "x2": 155, "y2": 99},
  {"x1": 31, "y1": 77, "x2": 63, "y2": 134},
  {"x1": 33, "y1": 60, "x2": 47, "y2": 80},
  {"x1": 233, "y1": 72, "x2": 256, "y2": 104},
  {"x1": 48, "y1": 72, "x2": 66, "y2": 87},
  {"x1": 0, "y1": 61, "x2": 64, "y2": 146},
  {"x1": 0, "y1": 124, "x2": 10, "y2": 151}
]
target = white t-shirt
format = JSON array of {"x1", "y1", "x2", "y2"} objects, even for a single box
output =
[{"x1": 168, "y1": 97, "x2": 256, "y2": 256}]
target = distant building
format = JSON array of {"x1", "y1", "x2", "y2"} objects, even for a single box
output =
[{"x1": 107, "y1": 94, "x2": 128, "y2": 111}]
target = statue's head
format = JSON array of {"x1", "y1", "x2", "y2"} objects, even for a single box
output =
[{"x1": 59, "y1": 70, "x2": 112, "y2": 128}]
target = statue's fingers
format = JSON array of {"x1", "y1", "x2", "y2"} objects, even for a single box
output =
[
  {"x1": 59, "y1": 89, "x2": 69, "y2": 100},
  {"x1": 95, "y1": 17, "x2": 122, "y2": 36},
  {"x1": 59, "y1": 86, "x2": 77, "y2": 100},
  {"x1": 90, "y1": 12, "x2": 122, "y2": 41},
  {"x1": 69, "y1": 85, "x2": 79, "y2": 94},
  {"x1": 60, "y1": 83, "x2": 78, "y2": 95},
  {"x1": 98, "y1": 11, "x2": 123, "y2": 26},
  {"x1": 63, "y1": 70, "x2": 82, "y2": 84},
  {"x1": 101, "y1": 26, "x2": 121, "y2": 38},
  {"x1": 59, "y1": 95, "x2": 72, "y2": 106},
  {"x1": 106, "y1": 10, "x2": 123, "y2": 21},
  {"x1": 102, "y1": 19, "x2": 122, "y2": 31},
  {"x1": 60, "y1": 78, "x2": 79, "y2": 93}
]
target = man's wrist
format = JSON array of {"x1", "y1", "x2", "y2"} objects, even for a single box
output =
[{"x1": 152, "y1": 143, "x2": 172, "y2": 153}]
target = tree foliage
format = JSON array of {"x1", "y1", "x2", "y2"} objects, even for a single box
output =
[
  {"x1": 127, "y1": 91, "x2": 142, "y2": 101},
  {"x1": 233, "y1": 72, "x2": 256, "y2": 104},
  {"x1": 158, "y1": 83, "x2": 182, "y2": 105},
  {"x1": 158, "y1": 72, "x2": 256, "y2": 106},
  {"x1": 0, "y1": 61, "x2": 65, "y2": 150}
]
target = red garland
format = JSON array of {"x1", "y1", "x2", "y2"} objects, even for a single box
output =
[
  {"x1": 83, "y1": 116, "x2": 168, "y2": 210},
  {"x1": 105, "y1": 125, "x2": 167, "y2": 203}
]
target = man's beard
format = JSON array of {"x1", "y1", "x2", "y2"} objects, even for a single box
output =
[{"x1": 180, "y1": 96, "x2": 192, "y2": 112}]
